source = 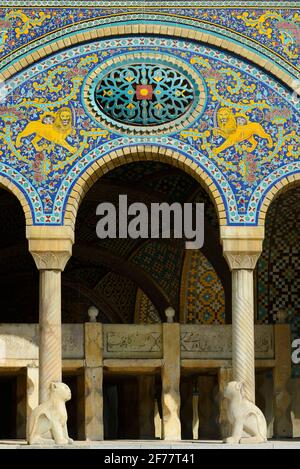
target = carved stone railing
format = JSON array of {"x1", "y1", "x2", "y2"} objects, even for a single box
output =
[
  {"x1": 0, "y1": 323, "x2": 274, "y2": 362},
  {"x1": 0, "y1": 324, "x2": 84, "y2": 360},
  {"x1": 102, "y1": 324, "x2": 163, "y2": 359},
  {"x1": 180, "y1": 324, "x2": 274, "y2": 359}
]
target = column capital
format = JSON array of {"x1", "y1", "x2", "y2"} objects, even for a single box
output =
[
  {"x1": 220, "y1": 226, "x2": 265, "y2": 271},
  {"x1": 224, "y1": 253, "x2": 261, "y2": 270},
  {"x1": 27, "y1": 226, "x2": 74, "y2": 271}
]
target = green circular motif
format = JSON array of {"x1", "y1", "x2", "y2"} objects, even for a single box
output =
[
  {"x1": 84, "y1": 53, "x2": 206, "y2": 135},
  {"x1": 94, "y1": 63, "x2": 194, "y2": 127}
]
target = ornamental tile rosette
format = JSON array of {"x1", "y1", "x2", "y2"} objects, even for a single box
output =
[{"x1": 83, "y1": 53, "x2": 206, "y2": 135}]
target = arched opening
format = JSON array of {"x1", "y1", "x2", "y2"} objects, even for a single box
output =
[
  {"x1": 62, "y1": 158, "x2": 231, "y2": 440},
  {"x1": 0, "y1": 188, "x2": 37, "y2": 440},
  {"x1": 256, "y1": 184, "x2": 300, "y2": 438}
]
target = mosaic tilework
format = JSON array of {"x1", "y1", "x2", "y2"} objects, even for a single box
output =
[
  {"x1": 104, "y1": 161, "x2": 165, "y2": 183},
  {"x1": 145, "y1": 173, "x2": 195, "y2": 202},
  {"x1": 180, "y1": 249, "x2": 225, "y2": 324},
  {"x1": 95, "y1": 271, "x2": 137, "y2": 323},
  {"x1": 134, "y1": 288, "x2": 161, "y2": 324},
  {"x1": 104, "y1": 160, "x2": 196, "y2": 204},
  {"x1": 193, "y1": 189, "x2": 219, "y2": 232},
  {"x1": 132, "y1": 238, "x2": 184, "y2": 310},
  {"x1": 0, "y1": 37, "x2": 299, "y2": 225},
  {"x1": 75, "y1": 194, "x2": 139, "y2": 257},
  {"x1": 64, "y1": 257, "x2": 109, "y2": 290},
  {"x1": 105, "y1": 160, "x2": 197, "y2": 203},
  {"x1": 91, "y1": 59, "x2": 198, "y2": 131},
  {"x1": 257, "y1": 186, "x2": 300, "y2": 376},
  {"x1": 0, "y1": 3, "x2": 299, "y2": 80}
]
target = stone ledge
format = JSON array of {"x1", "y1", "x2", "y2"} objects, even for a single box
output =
[{"x1": 0, "y1": 439, "x2": 300, "y2": 449}]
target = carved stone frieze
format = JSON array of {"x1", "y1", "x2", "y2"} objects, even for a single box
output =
[
  {"x1": 103, "y1": 325, "x2": 163, "y2": 358},
  {"x1": 180, "y1": 325, "x2": 274, "y2": 359},
  {"x1": 0, "y1": 324, "x2": 84, "y2": 360}
]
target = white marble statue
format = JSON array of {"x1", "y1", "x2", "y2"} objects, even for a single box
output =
[
  {"x1": 224, "y1": 381, "x2": 267, "y2": 444},
  {"x1": 28, "y1": 382, "x2": 73, "y2": 445}
]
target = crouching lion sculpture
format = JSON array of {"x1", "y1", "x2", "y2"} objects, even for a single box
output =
[
  {"x1": 28, "y1": 382, "x2": 73, "y2": 445},
  {"x1": 224, "y1": 381, "x2": 267, "y2": 444}
]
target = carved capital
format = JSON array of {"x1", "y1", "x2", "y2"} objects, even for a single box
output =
[
  {"x1": 27, "y1": 226, "x2": 73, "y2": 271},
  {"x1": 224, "y1": 253, "x2": 261, "y2": 270},
  {"x1": 31, "y1": 250, "x2": 71, "y2": 271},
  {"x1": 220, "y1": 226, "x2": 264, "y2": 271}
]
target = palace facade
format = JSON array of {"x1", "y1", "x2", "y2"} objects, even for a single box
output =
[{"x1": 0, "y1": 1, "x2": 299, "y2": 442}]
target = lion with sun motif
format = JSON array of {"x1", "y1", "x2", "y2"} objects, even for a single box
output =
[
  {"x1": 212, "y1": 107, "x2": 273, "y2": 156},
  {"x1": 16, "y1": 107, "x2": 76, "y2": 154}
]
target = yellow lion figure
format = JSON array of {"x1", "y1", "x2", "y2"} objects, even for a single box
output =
[
  {"x1": 16, "y1": 107, "x2": 76, "y2": 154},
  {"x1": 213, "y1": 107, "x2": 273, "y2": 156}
]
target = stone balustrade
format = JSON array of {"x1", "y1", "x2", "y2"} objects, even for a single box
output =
[
  {"x1": 0, "y1": 323, "x2": 276, "y2": 362},
  {"x1": 0, "y1": 322, "x2": 290, "y2": 441}
]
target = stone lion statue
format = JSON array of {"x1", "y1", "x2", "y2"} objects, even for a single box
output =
[
  {"x1": 16, "y1": 107, "x2": 76, "y2": 153},
  {"x1": 28, "y1": 382, "x2": 73, "y2": 445},
  {"x1": 224, "y1": 381, "x2": 267, "y2": 444},
  {"x1": 213, "y1": 107, "x2": 273, "y2": 156}
]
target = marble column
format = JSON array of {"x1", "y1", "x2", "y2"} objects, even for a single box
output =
[
  {"x1": 231, "y1": 267, "x2": 255, "y2": 402},
  {"x1": 84, "y1": 322, "x2": 103, "y2": 440},
  {"x1": 161, "y1": 323, "x2": 181, "y2": 440},
  {"x1": 38, "y1": 268, "x2": 63, "y2": 402},
  {"x1": 28, "y1": 226, "x2": 73, "y2": 404},
  {"x1": 221, "y1": 226, "x2": 264, "y2": 404}
]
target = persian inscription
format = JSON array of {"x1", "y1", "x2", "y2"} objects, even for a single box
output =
[
  {"x1": 106, "y1": 332, "x2": 161, "y2": 352},
  {"x1": 103, "y1": 325, "x2": 163, "y2": 358},
  {"x1": 180, "y1": 325, "x2": 274, "y2": 359}
]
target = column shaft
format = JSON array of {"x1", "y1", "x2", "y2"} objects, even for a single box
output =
[
  {"x1": 85, "y1": 367, "x2": 103, "y2": 440},
  {"x1": 232, "y1": 268, "x2": 255, "y2": 403},
  {"x1": 39, "y1": 269, "x2": 62, "y2": 403},
  {"x1": 161, "y1": 323, "x2": 181, "y2": 440},
  {"x1": 84, "y1": 323, "x2": 103, "y2": 440}
]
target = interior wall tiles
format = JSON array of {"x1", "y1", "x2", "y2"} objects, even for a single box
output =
[
  {"x1": 257, "y1": 187, "x2": 300, "y2": 376},
  {"x1": 0, "y1": 37, "x2": 299, "y2": 225},
  {"x1": 134, "y1": 288, "x2": 161, "y2": 324},
  {"x1": 95, "y1": 271, "x2": 137, "y2": 323},
  {"x1": 131, "y1": 238, "x2": 185, "y2": 311},
  {"x1": 0, "y1": 4, "x2": 299, "y2": 80},
  {"x1": 180, "y1": 249, "x2": 225, "y2": 324}
]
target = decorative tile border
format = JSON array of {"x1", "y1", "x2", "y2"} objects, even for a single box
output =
[
  {"x1": 57, "y1": 137, "x2": 236, "y2": 226},
  {"x1": 0, "y1": 36, "x2": 299, "y2": 226},
  {"x1": 0, "y1": 2, "x2": 298, "y2": 7},
  {"x1": 0, "y1": 6, "x2": 298, "y2": 81},
  {"x1": 253, "y1": 163, "x2": 300, "y2": 223}
]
